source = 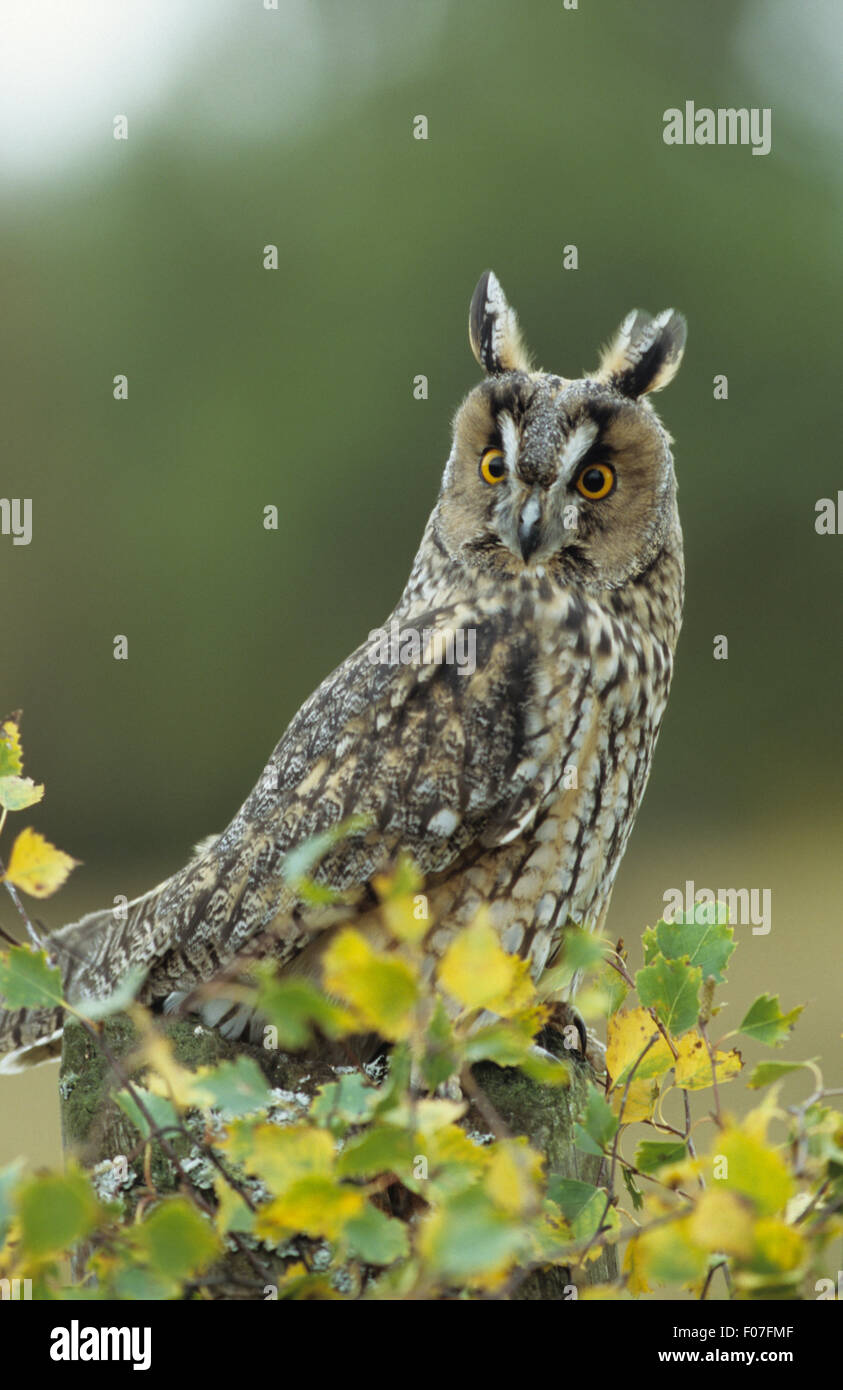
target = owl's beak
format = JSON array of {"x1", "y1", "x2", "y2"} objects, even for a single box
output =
[{"x1": 518, "y1": 491, "x2": 542, "y2": 562}]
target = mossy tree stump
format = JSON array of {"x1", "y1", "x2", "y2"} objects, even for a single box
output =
[{"x1": 60, "y1": 1018, "x2": 616, "y2": 1299}]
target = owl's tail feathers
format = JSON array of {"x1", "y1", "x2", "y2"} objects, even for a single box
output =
[
  {"x1": 0, "y1": 890, "x2": 161, "y2": 1074},
  {"x1": 0, "y1": 1003, "x2": 65, "y2": 1073}
]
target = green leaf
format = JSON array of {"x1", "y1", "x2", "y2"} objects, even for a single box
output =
[
  {"x1": 310, "y1": 1072, "x2": 380, "y2": 1131},
  {"x1": 345, "y1": 1201, "x2": 410, "y2": 1265},
  {"x1": 646, "y1": 912, "x2": 735, "y2": 984},
  {"x1": 562, "y1": 926, "x2": 610, "y2": 973},
  {"x1": 115, "y1": 1085, "x2": 181, "y2": 1141},
  {"x1": 256, "y1": 971, "x2": 354, "y2": 1049},
  {"x1": 111, "y1": 1264, "x2": 178, "y2": 1301},
  {"x1": 132, "y1": 1198, "x2": 220, "y2": 1281},
  {"x1": 747, "y1": 1058, "x2": 815, "y2": 1089},
  {"x1": 739, "y1": 994, "x2": 803, "y2": 1047},
  {"x1": 193, "y1": 1056, "x2": 271, "y2": 1117},
  {"x1": 18, "y1": 1169, "x2": 101, "y2": 1259},
  {"x1": 592, "y1": 961, "x2": 629, "y2": 1017},
  {"x1": 0, "y1": 945, "x2": 65, "y2": 1011},
  {"x1": 621, "y1": 1165, "x2": 644, "y2": 1212},
  {"x1": 636, "y1": 953, "x2": 701, "y2": 1035},
  {"x1": 548, "y1": 1178, "x2": 611, "y2": 1242},
  {"x1": 420, "y1": 997, "x2": 459, "y2": 1090},
  {"x1": 519, "y1": 1048, "x2": 571, "y2": 1086},
  {"x1": 0, "y1": 775, "x2": 44, "y2": 812},
  {"x1": 574, "y1": 1083, "x2": 618, "y2": 1157},
  {"x1": 335, "y1": 1125, "x2": 416, "y2": 1180},
  {"x1": 418, "y1": 1186, "x2": 526, "y2": 1281},
  {"x1": 463, "y1": 1020, "x2": 534, "y2": 1067},
  {"x1": 214, "y1": 1181, "x2": 256, "y2": 1236},
  {"x1": 634, "y1": 1139, "x2": 687, "y2": 1174},
  {"x1": 281, "y1": 816, "x2": 371, "y2": 888},
  {"x1": 78, "y1": 966, "x2": 148, "y2": 1021}
]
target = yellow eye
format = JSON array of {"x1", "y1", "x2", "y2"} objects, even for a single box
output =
[
  {"x1": 479, "y1": 448, "x2": 506, "y2": 485},
  {"x1": 575, "y1": 462, "x2": 615, "y2": 500}
]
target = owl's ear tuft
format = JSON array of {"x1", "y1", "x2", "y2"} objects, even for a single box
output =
[
  {"x1": 598, "y1": 308, "x2": 686, "y2": 397},
  {"x1": 469, "y1": 270, "x2": 532, "y2": 374}
]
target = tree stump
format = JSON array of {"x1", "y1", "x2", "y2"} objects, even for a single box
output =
[{"x1": 60, "y1": 1017, "x2": 617, "y2": 1299}]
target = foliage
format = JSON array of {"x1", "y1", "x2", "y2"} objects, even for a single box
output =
[
  {"x1": 0, "y1": 714, "x2": 78, "y2": 905},
  {"x1": 0, "y1": 722, "x2": 839, "y2": 1300}
]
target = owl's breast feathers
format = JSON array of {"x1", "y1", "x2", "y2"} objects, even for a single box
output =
[
  {"x1": 0, "y1": 557, "x2": 679, "y2": 1065},
  {"x1": 0, "y1": 272, "x2": 687, "y2": 1068},
  {"x1": 132, "y1": 568, "x2": 676, "y2": 993}
]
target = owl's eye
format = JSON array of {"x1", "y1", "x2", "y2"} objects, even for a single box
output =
[
  {"x1": 575, "y1": 463, "x2": 615, "y2": 500},
  {"x1": 479, "y1": 448, "x2": 506, "y2": 485}
]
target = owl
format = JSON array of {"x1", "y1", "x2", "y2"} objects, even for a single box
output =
[{"x1": 0, "y1": 271, "x2": 686, "y2": 1070}]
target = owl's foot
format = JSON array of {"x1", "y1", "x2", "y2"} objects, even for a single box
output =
[
  {"x1": 539, "y1": 1001, "x2": 606, "y2": 1075},
  {"x1": 540, "y1": 1000, "x2": 587, "y2": 1057}
]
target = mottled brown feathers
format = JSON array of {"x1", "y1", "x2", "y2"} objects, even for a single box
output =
[{"x1": 0, "y1": 270, "x2": 686, "y2": 1069}]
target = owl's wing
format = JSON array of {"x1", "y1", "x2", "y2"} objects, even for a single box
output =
[
  {"x1": 72, "y1": 603, "x2": 587, "y2": 1002},
  {"x1": 204, "y1": 601, "x2": 582, "y2": 911}
]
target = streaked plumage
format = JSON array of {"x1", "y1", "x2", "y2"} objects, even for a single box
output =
[{"x1": 0, "y1": 271, "x2": 686, "y2": 1070}]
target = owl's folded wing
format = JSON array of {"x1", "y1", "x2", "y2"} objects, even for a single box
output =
[
  {"x1": 45, "y1": 607, "x2": 590, "y2": 1009},
  {"x1": 218, "y1": 605, "x2": 588, "y2": 899}
]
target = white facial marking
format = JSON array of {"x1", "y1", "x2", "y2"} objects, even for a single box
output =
[
  {"x1": 558, "y1": 421, "x2": 599, "y2": 482},
  {"x1": 498, "y1": 412, "x2": 518, "y2": 474},
  {"x1": 520, "y1": 491, "x2": 541, "y2": 530}
]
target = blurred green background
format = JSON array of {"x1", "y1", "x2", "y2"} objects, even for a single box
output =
[{"x1": 1, "y1": 0, "x2": 840, "y2": 1167}]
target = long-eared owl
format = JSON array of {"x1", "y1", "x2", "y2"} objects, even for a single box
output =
[{"x1": 0, "y1": 271, "x2": 686, "y2": 1069}]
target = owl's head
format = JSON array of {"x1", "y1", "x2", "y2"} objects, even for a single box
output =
[{"x1": 436, "y1": 271, "x2": 686, "y2": 589}]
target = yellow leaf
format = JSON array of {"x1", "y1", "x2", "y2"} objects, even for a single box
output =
[
  {"x1": 674, "y1": 1030, "x2": 742, "y2": 1090},
  {"x1": 437, "y1": 911, "x2": 534, "y2": 1016},
  {"x1": 3, "y1": 827, "x2": 79, "y2": 898},
  {"x1": 373, "y1": 856, "x2": 429, "y2": 944},
  {"x1": 0, "y1": 715, "x2": 23, "y2": 777},
  {"x1": 382, "y1": 1098, "x2": 466, "y2": 1136},
  {"x1": 379, "y1": 894, "x2": 430, "y2": 946},
  {"x1": 622, "y1": 1234, "x2": 651, "y2": 1296},
  {"x1": 611, "y1": 1075, "x2": 660, "y2": 1122},
  {"x1": 213, "y1": 1179, "x2": 254, "y2": 1236},
  {"x1": 746, "y1": 1217, "x2": 805, "y2": 1275},
  {"x1": 606, "y1": 1006, "x2": 674, "y2": 1088},
  {"x1": 256, "y1": 1176, "x2": 364, "y2": 1241},
  {"x1": 485, "y1": 1139, "x2": 543, "y2": 1216},
  {"x1": 221, "y1": 1123, "x2": 335, "y2": 1192},
  {"x1": 635, "y1": 1216, "x2": 708, "y2": 1288},
  {"x1": 687, "y1": 1189, "x2": 754, "y2": 1258},
  {"x1": 132, "y1": 1014, "x2": 209, "y2": 1108},
  {"x1": 709, "y1": 1126, "x2": 794, "y2": 1216},
  {"x1": 322, "y1": 928, "x2": 419, "y2": 1039}
]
